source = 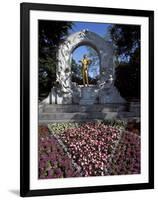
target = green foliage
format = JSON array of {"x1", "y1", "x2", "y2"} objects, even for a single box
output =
[
  {"x1": 110, "y1": 24, "x2": 140, "y2": 99},
  {"x1": 49, "y1": 122, "x2": 81, "y2": 134},
  {"x1": 114, "y1": 63, "x2": 140, "y2": 100},
  {"x1": 71, "y1": 58, "x2": 82, "y2": 81},
  {"x1": 39, "y1": 20, "x2": 73, "y2": 58},
  {"x1": 39, "y1": 20, "x2": 73, "y2": 100},
  {"x1": 110, "y1": 24, "x2": 140, "y2": 63},
  {"x1": 39, "y1": 57, "x2": 56, "y2": 101},
  {"x1": 102, "y1": 119, "x2": 127, "y2": 128},
  {"x1": 86, "y1": 46, "x2": 99, "y2": 67}
]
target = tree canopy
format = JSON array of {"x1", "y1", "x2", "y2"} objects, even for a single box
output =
[
  {"x1": 38, "y1": 20, "x2": 73, "y2": 100},
  {"x1": 110, "y1": 24, "x2": 140, "y2": 64},
  {"x1": 110, "y1": 24, "x2": 140, "y2": 100}
]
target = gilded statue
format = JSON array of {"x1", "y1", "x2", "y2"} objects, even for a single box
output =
[{"x1": 80, "y1": 54, "x2": 91, "y2": 87}]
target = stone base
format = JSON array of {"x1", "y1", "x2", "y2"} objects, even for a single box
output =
[
  {"x1": 42, "y1": 87, "x2": 57, "y2": 104},
  {"x1": 99, "y1": 86, "x2": 125, "y2": 104},
  {"x1": 56, "y1": 93, "x2": 72, "y2": 104},
  {"x1": 42, "y1": 85, "x2": 125, "y2": 105},
  {"x1": 42, "y1": 88, "x2": 72, "y2": 105},
  {"x1": 39, "y1": 103, "x2": 140, "y2": 123},
  {"x1": 79, "y1": 86, "x2": 99, "y2": 105},
  {"x1": 79, "y1": 99, "x2": 96, "y2": 105}
]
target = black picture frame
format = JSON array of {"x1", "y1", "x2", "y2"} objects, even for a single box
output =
[{"x1": 20, "y1": 2, "x2": 154, "y2": 197}]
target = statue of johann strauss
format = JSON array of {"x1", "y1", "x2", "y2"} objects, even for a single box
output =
[{"x1": 79, "y1": 54, "x2": 91, "y2": 87}]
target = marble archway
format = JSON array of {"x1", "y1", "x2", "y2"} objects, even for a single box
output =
[
  {"x1": 56, "y1": 29, "x2": 115, "y2": 104},
  {"x1": 42, "y1": 29, "x2": 125, "y2": 105}
]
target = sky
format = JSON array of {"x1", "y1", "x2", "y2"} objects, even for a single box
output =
[
  {"x1": 69, "y1": 21, "x2": 111, "y2": 37},
  {"x1": 68, "y1": 22, "x2": 111, "y2": 78}
]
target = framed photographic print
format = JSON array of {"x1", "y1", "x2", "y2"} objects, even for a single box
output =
[{"x1": 20, "y1": 2, "x2": 154, "y2": 197}]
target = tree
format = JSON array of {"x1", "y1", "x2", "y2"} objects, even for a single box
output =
[
  {"x1": 115, "y1": 63, "x2": 140, "y2": 100},
  {"x1": 109, "y1": 24, "x2": 140, "y2": 100},
  {"x1": 38, "y1": 20, "x2": 73, "y2": 100},
  {"x1": 86, "y1": 46, "x2": 99, "y2": 67},
  {"x1": 71, "y1": 58, "x2": 82, "y2": 82},
  {"x1": 39, "y1": 20, "x2": 73, "y2": 58},
  {"x1": 110, "y1": 24, "x2": 140, "y2": 64}
]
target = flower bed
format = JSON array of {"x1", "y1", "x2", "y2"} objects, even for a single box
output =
[
  {"x1": 57, "y1": 122, "x2": 122, "y2": 176},
  {"x1": 48, "y1": 120, "x2": 126, "y2": 135},
  {"x1": 39, "y1": 120, "x2": 141, "y2": 179},
  {"x1": 38, "y1": 126, "x2": 80, "y2": 179},
  {"x1": 106, "y1": 131, "x2": 140, "y2": 175}
]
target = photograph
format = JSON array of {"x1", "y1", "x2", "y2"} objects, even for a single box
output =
[
  {"x1": 20, "y1": 3, "x2": 154, "y2": 197},
  {"x1": 38, "y1": 20, "x2": 141, "y2": 179}
]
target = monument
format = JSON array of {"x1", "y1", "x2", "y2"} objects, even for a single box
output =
[{"x1": 42, "y1": 29, "x2": 125, "y2": 105}]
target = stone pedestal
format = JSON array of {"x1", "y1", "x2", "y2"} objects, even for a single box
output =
[
  {"x1": 56, "y1": 92, "x2": 72, "y2": 104},
  {"x1": 42, "y1": 85, "x2": 125, "y2": 105},
  {"x1": 79, "y1": 87, "x2": 99, "y2": 105},
  {"x1": 99, "y1": 86, "x2": 125, "y2": 104}
]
